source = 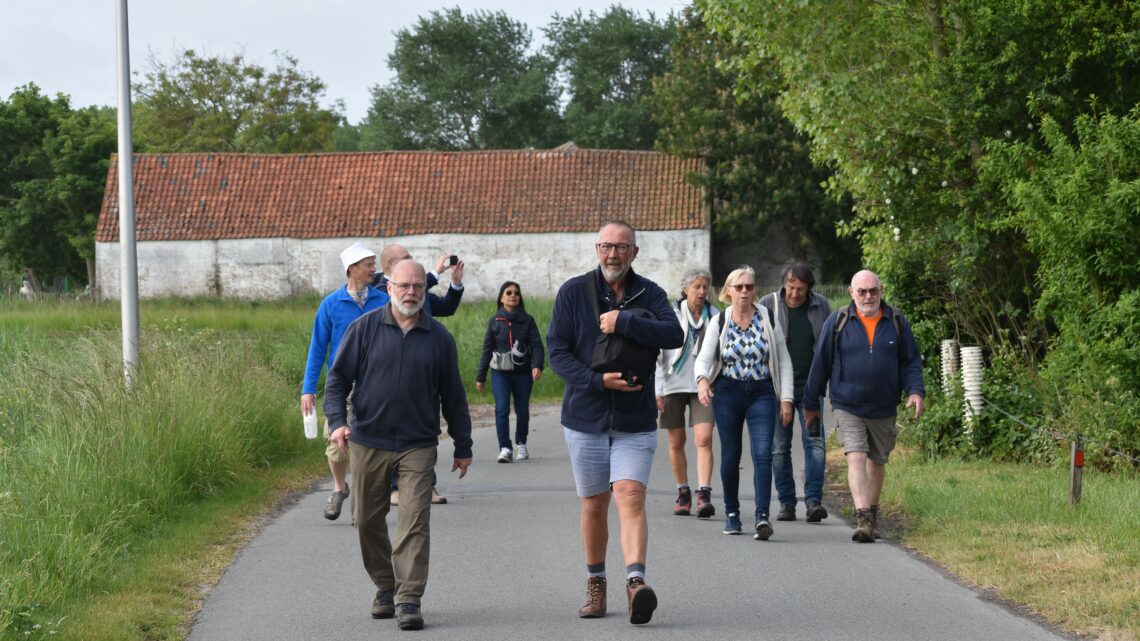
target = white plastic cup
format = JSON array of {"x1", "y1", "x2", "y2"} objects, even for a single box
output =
[{"x1": 303, "y1": 411, "x2": 319, "y2": 439}]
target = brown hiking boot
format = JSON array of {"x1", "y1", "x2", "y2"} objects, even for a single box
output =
[
  {"x1": 673, "y1": 487, "x2": 692, "y2": 516},
  {"x1": 852, "y1": 507, "x2": 875, "y2": 543},
  {"x1": 578, "y1": 576, "x2": 606, "y2": 618},
  {"x1": 870, "y1": 504, "x2": 882, "y2": 539},
  {"x1": 695, "y1": 487, "x2": 715, "y2": 518},
  {"x1": 626, "y1": 577, "x2": 657, "y2": 625}
]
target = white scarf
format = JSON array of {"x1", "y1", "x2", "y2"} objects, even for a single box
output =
[{"x1": 670, "y1": 300, "x2": 708, "y2": 371}]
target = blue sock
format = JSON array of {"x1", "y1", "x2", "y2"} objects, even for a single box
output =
[
  {"x1": 587, "y1": 563, "x2": 606, "y2": 579},
  {"x1": 626, "y1": 563, "x2": 645, "y2": 580}
]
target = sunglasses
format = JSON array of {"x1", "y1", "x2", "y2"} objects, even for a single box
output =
[{"x1": 730, "y1": 283, "x2": 755, "y2": 292}]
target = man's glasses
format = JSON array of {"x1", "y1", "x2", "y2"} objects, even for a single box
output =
[
  {"x1": 390, "y1": 282, "x2": 426, "y2": 292},
  {"x1": 854, "y1": 287, "x2": 881, "y2": 297},
  {"x1": 596, "y1": 243, "x2": 634, "y2": 255},
  {"x1": 730, "y1": 283, "x2": 755, "y2": 292}
]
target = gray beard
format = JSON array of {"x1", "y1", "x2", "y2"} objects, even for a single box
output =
[
  {"x1": 601, "y1": 264, "x2": 629, "y2": 284},
  {"x1": 394, "y1": 299, "x2": 424, "y2": 318}
]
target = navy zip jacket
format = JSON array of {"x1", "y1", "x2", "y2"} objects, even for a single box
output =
[
  {"x1": 323, "y1": 305, "x2": 473, "y2": 459},
  {"x1": 547, "y1": 267, "x2": 684, "y2": 434},
  {"x1": 802, "y1": 300, "x2": 925, "y2": 418}
]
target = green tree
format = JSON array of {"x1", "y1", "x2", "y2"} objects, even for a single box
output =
[
  {"x1": 649, "y1": 5, "x2": 858, "y2": 278},
  {"x1": 0, "y1": 85, "x2": 113, "y2": 289},
  {"x1": 545, "y1": 6, "x2": 675, "y2": 149},
  {"x1": 701, "y1": 0, "x2": 1140, "y2": 346},
  {"x1": 134, "y1": 49, "x2": 342, "y2": 153},
  {"x1": 359, "y1": 8, "x2": 565, "y2": 150}
]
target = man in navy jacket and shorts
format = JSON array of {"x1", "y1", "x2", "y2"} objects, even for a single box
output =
[{"x1": 547, "y1": 220, "x2": 683, "y2": 625}]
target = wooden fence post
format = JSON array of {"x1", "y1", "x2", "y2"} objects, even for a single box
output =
[{"x1": 1069, "y1": 435, "x2": 1084, "y2": 507}]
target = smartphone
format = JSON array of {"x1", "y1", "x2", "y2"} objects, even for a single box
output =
[
  {"x1": 807, "y1": 416, "x2": 822, "y2": 438},
  {"x1": 447, "y1": 255, "x2": 459, "y2": 266}
]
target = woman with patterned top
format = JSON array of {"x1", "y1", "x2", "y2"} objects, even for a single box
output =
[
  {"x1": 694, "y1": 265, "x2": 794, "y2": 540},
  {"x1": 475, "y1": 281, "x2": 545, "y2": 463},
  {"x1": 654, "y1": 267, "x2": 719, "y2": 518}
]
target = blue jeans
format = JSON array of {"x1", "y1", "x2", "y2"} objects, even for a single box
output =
[
  {"x1": 491, "y1": 368, "x2": 533, "y2": 449},
  {"x1": 713, "y1": 377, "x2": 777, "y2": 521},
  {"x1": 773, "y1": 398, "x2": 827, "y2": 505}
]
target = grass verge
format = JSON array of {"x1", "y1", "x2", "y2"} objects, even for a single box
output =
[
  {"x1": 825, "y1": 447, "x2": 1139, "y2": 641},
  {"x1": 54, "y1": 458, "x2": 325, "y2": 641}
]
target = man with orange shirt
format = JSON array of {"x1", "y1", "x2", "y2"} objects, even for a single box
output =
[{"x1": 802, "y1": 270, "x2": 925, "y2": 542}]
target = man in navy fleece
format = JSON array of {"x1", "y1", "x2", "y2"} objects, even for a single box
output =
[
  {"x1": 803, "y1": 269, "x2": 925, "y2": 543},
  {"x1": 325, "y1": 258, "x2": 472, "y2": 631},
  {"x1": 547, "y1": 220, "x2": 683, "y2": 625}
]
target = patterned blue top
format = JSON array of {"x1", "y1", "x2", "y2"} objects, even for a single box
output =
[{"x1": 721, "y1": 312, "x2": 770, "y2": 382}]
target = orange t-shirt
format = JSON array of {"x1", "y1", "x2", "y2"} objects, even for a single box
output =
[{"x1": 856, "y1": 308, "x2": 881, "y2": 348}]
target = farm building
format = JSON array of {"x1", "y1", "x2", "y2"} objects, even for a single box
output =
[{"x1": 94, "y1": 144, "x2": 710, "y2": 300}]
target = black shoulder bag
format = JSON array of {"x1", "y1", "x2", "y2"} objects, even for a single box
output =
[{"x1": 585, "y1": 272, "x2": 658, "y2": 383}]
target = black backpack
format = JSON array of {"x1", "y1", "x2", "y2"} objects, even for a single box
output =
[{"x1": 832, "y1": 304, "x2": 902, "y2": 352}]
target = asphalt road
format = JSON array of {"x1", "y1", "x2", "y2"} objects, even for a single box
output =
[{"x1": 187, "y1": 404, "x2": 1072, "y2": 641}]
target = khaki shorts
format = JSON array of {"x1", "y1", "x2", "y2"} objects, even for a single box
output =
[
  {"x1": 323, "y1": 392, "x2": 354, "y2": 463},
  {"x1": 833, "y1": 409, "x2": 898, "y2": 464},
  {"x1": 658, "y1": 392, "x2": 714, "y2": 429}
]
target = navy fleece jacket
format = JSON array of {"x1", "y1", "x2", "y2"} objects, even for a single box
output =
[
  {"x1": 802, "y1": 301, "x2": 925, "y2": 418},
  {"x1": 324, "y1": 305, "x2": 473, "y2": 459},
  {"x1": 547, "y1": 267, "x2": 684, "y2": 434}
]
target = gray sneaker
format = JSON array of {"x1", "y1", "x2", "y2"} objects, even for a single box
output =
[
  {"x1": 397, "y1": 603, "x2": 424, "y2": 630},
  {"x1": 323, "y1": 488, "x2": 349, "y2": 520},
  {"x1": 371, "y1": 589, "x2": 395, "y2": 619}
]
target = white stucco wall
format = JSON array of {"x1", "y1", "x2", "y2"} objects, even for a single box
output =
[{"x1": 96, "y1": 229, "x2": 710, "y2": 301}]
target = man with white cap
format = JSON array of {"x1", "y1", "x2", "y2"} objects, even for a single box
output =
[{"x1": 301, "y1": 242, "x2": 390, "y2": 521}]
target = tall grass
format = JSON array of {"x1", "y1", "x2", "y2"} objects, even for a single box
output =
[{"x1": 0, "y1": 326, "x2": 311, "y2": 639}]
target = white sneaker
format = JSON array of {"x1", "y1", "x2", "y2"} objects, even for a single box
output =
[
  {"x1": 497, "y1": 447, "x2": 513, "y2": 463},
  {"x1": 516, "y1": 443, "x2": 529, "y2": 460}
]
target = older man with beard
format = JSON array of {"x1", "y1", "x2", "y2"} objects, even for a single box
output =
[
  {"x1": 803, "y1": 269, "x2": 924, "y2": 543},
  {"x1": 324, "y1": 258, "x2": 473, "y2": 631},
  {"x1": 547, "y1": 220, "x2": 683, "y2": 625}
]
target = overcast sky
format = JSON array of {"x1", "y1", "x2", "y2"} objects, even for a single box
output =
[{"x1": 1, "y1": 0, "x2": 687, "y2": 124}]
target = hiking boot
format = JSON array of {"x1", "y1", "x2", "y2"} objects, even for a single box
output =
[
  {"x1": 852, "y1": 507, "x2": 875, "y2": 543},
  {"x1": 695, "y1": 487, "x2": 715, "y2": 518},
  {"x1": 516, "y1": 443, "x2": 529, "y2": 460},
  {"x1": 390, "y1": 490, "x2": 399, "y2": 506},
  {"x1": 806, "y1": 501, "x2": 829, "y2": 523},
  {"x1": 497, "y1": 447, "x2": 513, "y2": 463},
  {"x1": 673, "y1": 487, "x2": 692, "y2": 516},
  {"x1": 323, "y1": 488, "x2": 349, "y2": 520},
  {"x1": 723, "y1": 512, "x2": 742, "y2": 535},
  {"x1": 431, "y1": 487, "x2": 447, "y2": 505},
  {"x1": 754, "y1": 518, "x2": 774, "y2": 541},
  {"x1": 870, "y1": 504, "x2": 882, "y2": 539},
  {"x1": 626, "y1": 577, "x2": 657, "y2": 625},
  {"x1": 776, "y1": 503, "x2": 796, "y2": 521},
  {"x1": 396, "y1": 603, "x2": 424, "y2": 630},
  {"x1": 578, "y1": 576, "x2": 607, "y2": 618},
  {"x1": 371, "y1": 589, "x2": 395, "y2": 619}
]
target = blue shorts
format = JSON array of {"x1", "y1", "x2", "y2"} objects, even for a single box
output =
[{"x1": 563, "y1": 427, "x2": 657, "y2": 497}]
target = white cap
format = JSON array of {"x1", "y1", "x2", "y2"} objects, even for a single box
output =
[{"x1": 340, "y1": 242, "x2": 376, "y2": 275}]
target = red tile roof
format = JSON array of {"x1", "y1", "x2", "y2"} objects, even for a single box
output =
[{"x1": 95, "y1": 147, "x2": 705, "y2": 242}]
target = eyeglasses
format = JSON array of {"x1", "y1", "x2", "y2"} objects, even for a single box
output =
[
  {"x1": 730, "y1": 283, "x2": 755, "y2": 292},
  {"x1": 503, "y1": 290, "x2": 520, "y2": 296},
  {"x1": 596, "y1": 243, "x2": 634, "y2": 255},
  {"x1": 854, "y1": 287, "x2": 881, "y2": 297},
  {"x1": 390, "y1": 281, "x2": 426, "y2": 292}
]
